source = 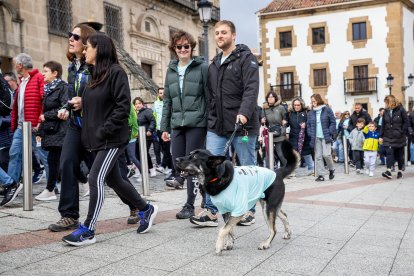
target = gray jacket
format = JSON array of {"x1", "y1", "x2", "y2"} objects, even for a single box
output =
[{"x1": 348, "y1": 128, "x2": 364, "y2": 151}]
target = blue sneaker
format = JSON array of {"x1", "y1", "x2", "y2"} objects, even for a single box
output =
[
  {"x1": 62, "y1": 224, "x2": 96, "y2": 246},
  {"x1": 137, "y1": 204, "x2": 158, "y2": 234},
  {"x1": 32, "y1": 169, "x2": 44, "y2": 184}
]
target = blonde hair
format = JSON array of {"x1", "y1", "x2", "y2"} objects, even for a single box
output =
[{"x1": 384, "y1": 95, "x2": 399, "y2": 109}]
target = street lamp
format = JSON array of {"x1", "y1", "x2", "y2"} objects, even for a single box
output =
[
  {"x1": 402, "y1": 73, "x2": 414, "y2": 91},
  {"x1": 197, "y1": 0, "x2": 212, "y2": 61},
  {"x1": 386, "y1": 73, "x2": 394, "y2": 94}
]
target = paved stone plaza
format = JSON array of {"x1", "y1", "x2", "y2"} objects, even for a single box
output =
[{"x1": 0, "y1": 163, "x2": 413, "y2": 275}]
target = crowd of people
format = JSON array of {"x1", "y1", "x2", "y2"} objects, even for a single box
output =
[{"x1": 0, "y1": 19, "x2": 414, "y2": 247}]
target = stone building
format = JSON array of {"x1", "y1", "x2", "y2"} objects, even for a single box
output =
[
  {"x1": 258, "y1": 0, "x2": 414, "y2": 114},
  {"x1": 0, "y1": 0, "x2": 220, "y2": 102}
]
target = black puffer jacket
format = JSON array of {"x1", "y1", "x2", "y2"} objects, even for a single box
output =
[
  {"x1": 137, "y1": 107, "x2": 156, "y2": 140},
  {"x1": 287, "y1": 98, "x2": 312, "y2": 155},
  {"x1": 207, "y1": 44, "x2": 259, "y2": 136},
  {"x1": 348, "y1": 110, "x2": 372, "y2": 132},
  {"x1": 379, "y1": 105, "x2": 409, "y2": 147},
  {"x1": 40, "y1": 81, "x2": 68, "y2": 149}
]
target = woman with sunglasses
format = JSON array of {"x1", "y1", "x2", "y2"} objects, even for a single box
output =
[
  {"x1": 48, "y1": 24, "x2": 96, "y2": 232},
  {"x1": 62, "y1": 33, "x2": 158, "y2": 246},
  {"x1": 160, "y1": 30, "x2": 208, "y2": 219}
]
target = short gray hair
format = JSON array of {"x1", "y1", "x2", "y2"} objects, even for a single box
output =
[{"x1": 14, "y1": 53, "x2": 33, "y2": 69}]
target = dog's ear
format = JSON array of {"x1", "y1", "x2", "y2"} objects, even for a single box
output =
[{"x1": 207, "y1": 156, "x2": 226, "y2": 168}]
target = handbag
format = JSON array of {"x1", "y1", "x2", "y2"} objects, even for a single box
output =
[
  {"x1": 40, "y1": 120, "x2": 60, "y2": 134},
  {"x1": 269, "y1": 124, "x2": 282, "y2": 137}
]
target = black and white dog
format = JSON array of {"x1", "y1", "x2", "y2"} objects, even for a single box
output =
[{"x1": 176, "y1": 140, "x2": 298, "y2": 254}]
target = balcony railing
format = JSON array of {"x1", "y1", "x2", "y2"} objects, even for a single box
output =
[
  {"x1": 171, "y1": 0, "x2": 196, "y2": 10},
  {"x1": 269, "y1": 83, "x2": 302, "y2": 102},
  {"x1": 344, "y1": 77, "x2": 377, "y2": 94},
  {"x1": 344, "y1": 76, "x2": 378, "y2": 103}
]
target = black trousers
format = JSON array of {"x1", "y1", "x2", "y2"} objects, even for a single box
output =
[
  {"x1": 171, "y1": 127, "x2": 206, "y2": 207},
  {"x1": 46, "y1": 146, "x2": 62, "y2": 192},
  {"x1": 352, "y1": 150, "x2": 364, "y2": 170},
  {"x1": 84, "y1": 147, "x2": 147, "y2": 230},
  {"x1": 385, "y1": 146, "x2": 405, "y2": 170},
  {"x1": 58, "y1": 125, "x2": 93, "y2": 220},
  {"x1": 156, "y1": 130, "x2": 172, "y2": 169}
]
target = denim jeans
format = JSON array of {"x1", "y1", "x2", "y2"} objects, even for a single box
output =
[
  {"x1": 34, "y1": 144, "x2": 49, "y2": 180},
  {"x1": 303, "y1": 154, "x2": 314, "y2": 171},
  {"x1": 0, "y1": 166, "x2": 14, "y2": 186},
  {"x1": 336, "y1": 139, "x2": 344, "y2": 162},
  {"x1": 410, "y1": 142, "x2": 414, "y2": 162},
  {"x1": 204, "y1": 131, "x2": 257, "y2": 214},
  {"x1": 126, "y1": 141, "x2": 141, "y2": 172},
  {"x1": 5, "y1": 128, "x2": 49, "y2": 187}
]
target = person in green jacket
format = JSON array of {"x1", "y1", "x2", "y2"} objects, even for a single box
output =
[{"x1": 160, "y1": 30, "x2": 207, "y2": 219}]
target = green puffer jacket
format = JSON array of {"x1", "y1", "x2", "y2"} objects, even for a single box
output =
[{"x1": 160, "y1": 56, "x2": 208, "y2": 132}]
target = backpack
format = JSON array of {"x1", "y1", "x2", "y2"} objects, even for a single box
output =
[{"x1": 0, "y1": 73, "x2": 13, "y2": 116}]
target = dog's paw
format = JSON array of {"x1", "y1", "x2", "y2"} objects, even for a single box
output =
[
  {"x1": 215, "y1": 246, "x2": 223, "y2": 254},
  {"x1": 283, "y1": 231, "x2": 292, "y2": 240},
  {"x1": 258, "y1": 242, "x2": 271, "y2": 250},
  {"x1": 224, "y1": 241, "x2": 234, "y2": 250}
]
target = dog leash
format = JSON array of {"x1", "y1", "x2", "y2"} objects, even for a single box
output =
[{"x1": 223, "y1": 123, "x2": 249, "y2": 155}]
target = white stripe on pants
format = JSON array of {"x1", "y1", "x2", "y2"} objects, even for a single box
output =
[{"x1": 364, "y1": 151, "x2": 377, "y2": 173}]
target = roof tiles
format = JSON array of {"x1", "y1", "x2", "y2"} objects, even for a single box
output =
[{"x1": 260, "y1": 0, "x2": 358, "y2": 13}]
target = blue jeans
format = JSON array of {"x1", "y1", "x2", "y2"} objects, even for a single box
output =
[
  {"x1": 410, "y1": 142, "x2": 414, "y2": 162},
  {"x1": 34, "y1": 144, "x2": 49, "y2": 180},
  {"x1": 336, "y1": 139, "x2": 344, "y2": 162},
  {"x1": 126, "y1": 141, "x2": 141, "y2": 171},
  {"x1": 303, "y1": 154, "x2": 314, "y2": 171},
  {"x1": 5, "y1": 128, "x2": 49, "y2": 187},
  {"x1": 204, "y1": 131, "x2": 257, "y2": 214},
  {"x1": 0, "y1": 166, "x2": 14, "y2": 186}
]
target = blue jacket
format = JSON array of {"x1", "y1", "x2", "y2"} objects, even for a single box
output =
[{"x1": 307, "y1": 105, "x2": 336, "y2": 148}]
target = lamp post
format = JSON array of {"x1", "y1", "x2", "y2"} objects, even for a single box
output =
[
  {"x1": 402, "y1": 73, "x2": 414, "y2": 91},
  {"x1": 386, "y1": 73, "x2": 394, "y2": 95},
  {"x1": 197, "y1": 0, "x2": 212, "y2": 61}
]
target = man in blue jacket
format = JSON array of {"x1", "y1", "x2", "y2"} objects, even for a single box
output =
[{"x1": 190, "y1": 20, "x2": 260, "y2": 227}]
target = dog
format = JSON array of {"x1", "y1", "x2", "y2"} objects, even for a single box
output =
[{"x1": 176, "y1": 140, "x2": 298, "y2": 254}]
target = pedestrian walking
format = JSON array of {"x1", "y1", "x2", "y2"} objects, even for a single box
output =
[
  {"x1": 348, "y1": 118, "x2": 365, "y2": 174},
  {"x1": 362, "y1": 121, "x2": 380, "y2": 177}
]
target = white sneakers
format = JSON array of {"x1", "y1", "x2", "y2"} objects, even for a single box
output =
[
  {"x1": 156, "y1": 166, "x2": 172, "y2": 175},
  {"x1": 149, "y1": 168, "x2": 157, "y2": 177},
  {"x1": 369, "y1": 171, "x2": 374, "y2": 177},
  {"x1": 35, "y1": 189, "x2": 57, "y2": 201}
]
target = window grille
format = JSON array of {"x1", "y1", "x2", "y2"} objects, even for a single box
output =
[
  {"x1": 104, "y1": 3, "x2": 123, "y2": 47},
  {"x1": 145, "y1": 21, "x2": 151, "y2": 32},
  {"x1": 48, "y1": 0, "x2": 72, "y2": 37}
]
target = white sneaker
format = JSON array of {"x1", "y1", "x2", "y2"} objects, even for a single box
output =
[
  {"x1": 150, "y1": 168, "x2": 157, "y2": 177},
  {"x1": 163, "y1": 168, "x2": 172, "y2": 175},
  {"x1": 35, "y1": 189, "x2": 57, "y2": 201},
  {"x1": 365, "y1": 169, "x2": 369, "y2": 175},
  {"x1": 356, "y1": 169, "x2": 362, "y2": 174},
  {"x1": 155, "y1": 166, "x2": 164, "y2": 173},
  {"x1": 369, "y1": 171, "x2": 374, "y2": 177}
]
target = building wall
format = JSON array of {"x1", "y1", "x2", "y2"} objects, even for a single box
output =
[
  {"x1": 261, "y1": 4, "x2": 397, "y2": 114},
  {"x1": 0, "y1": 0, "x2": 219, "y2": 96},
  {"x1": 403, "y1": 6, "x2": 414, "y2": 111}
]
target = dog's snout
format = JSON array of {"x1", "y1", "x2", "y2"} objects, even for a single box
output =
[{"x1": 176, "y1": 157, "x2": 182, "y2": 163}]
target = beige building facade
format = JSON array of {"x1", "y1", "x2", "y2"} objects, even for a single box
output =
[{"x1": 0, "y1": 0, "x2": 220, "y2": 101}]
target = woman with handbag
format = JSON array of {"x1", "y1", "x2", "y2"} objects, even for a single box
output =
[
  {"x1": 262, "y1": 91, "x2": 287, "y2": 169},
  {"x1": 35, "y1": 61, "x2": 68, "y2": 201}
]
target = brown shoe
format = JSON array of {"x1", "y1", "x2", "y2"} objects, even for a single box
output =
[{"x1": 48, "y1": 217, "x2": 79, "y2": 232}]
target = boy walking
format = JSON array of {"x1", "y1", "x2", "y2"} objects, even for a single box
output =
[
  {"x1": 363, "y1": 121, "x2": 380, "y2": 177},
  {"x1": 348, "y1": 118, "x2": 365, "y2": 174}
]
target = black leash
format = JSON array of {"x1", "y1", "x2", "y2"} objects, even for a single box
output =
[{"x1": 223, "y1": 123, "x2": 242, "y2": 155}]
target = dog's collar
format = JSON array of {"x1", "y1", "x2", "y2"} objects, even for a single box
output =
[{"x1": 209, "y1": 177, "x2": 219, "y2": 183}]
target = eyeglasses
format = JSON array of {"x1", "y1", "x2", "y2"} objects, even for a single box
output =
[
  {"x1": 175, "y1": 44, "x2": 190, "y2": 50},
  {"x1": 68, "y1": 32, "x2": 81, "y2": 41}
]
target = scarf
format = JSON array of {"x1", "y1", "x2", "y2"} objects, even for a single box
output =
[{"x1": 44, "y1": 78, "x2": 63, "y2": 96}]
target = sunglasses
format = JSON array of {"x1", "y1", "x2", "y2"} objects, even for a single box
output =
[
  {"x1": 68, "y1": 32, "x2": 81, "y2": 41},
  {"x1": 175, "y1": 44, "x2": 190, "y2": 50}
]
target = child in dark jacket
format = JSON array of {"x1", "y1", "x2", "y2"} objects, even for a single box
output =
[
  {"x1": 363, "y1": 121, "x2": 380, "y2": 177},
  {"x1": 348, "y1": 118, "x2": 365, "y2": 173}
]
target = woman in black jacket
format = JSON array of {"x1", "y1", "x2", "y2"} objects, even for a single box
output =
[
  {"x1": 133, "y1": 97, "x2": 157, "y2": 177},
  {"x1": 287, "y1": 97, "x2": 314, "y2": 175},
  {"x1": 62, "y1": 33, "x2": 158, "y2": 246},
  {"x1": 35, "y1": 61, "x2": 68, "y2": 201},
  {"x1": 379, "y1": 95, "x2": 409, "y2": 179}
]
